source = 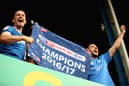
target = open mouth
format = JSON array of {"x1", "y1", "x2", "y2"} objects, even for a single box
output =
[
  {"x1": 94, "y1": 50, "x2": 98, "y2": 53},
  {"x1": 18, "y1": 19, "x2": 24, "y2": 22}
]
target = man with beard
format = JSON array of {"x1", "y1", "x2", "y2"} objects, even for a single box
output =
[{"x1": 86, "y1": 25, "x2": 126, "y2": 86}]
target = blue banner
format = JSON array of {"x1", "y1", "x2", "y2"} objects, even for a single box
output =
[{"x1": 28, "y1": 24, "x2": 91, "y2": 79}]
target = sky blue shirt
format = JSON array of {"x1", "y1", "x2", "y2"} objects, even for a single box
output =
[
  {"x1": 0, "y1": 26, "x2": 26, "y2": 60},
  {"x1": 88, "y1": 51, "x2": 115, "y2": 86}
]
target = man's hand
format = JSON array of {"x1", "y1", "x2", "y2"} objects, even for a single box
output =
[
  {"x1": 120, "y1": 25, "x2": 126, "y2": 34},
  {"x1": 23, "y1": 36, "x2": 34, "y2": 44}
]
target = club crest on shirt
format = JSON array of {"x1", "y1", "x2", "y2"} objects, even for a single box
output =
[{"x1": 97, "y1": 59, "x2": 101, "y2": 63}]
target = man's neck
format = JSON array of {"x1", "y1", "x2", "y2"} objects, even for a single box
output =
[{"x1": 14, "y1": 26, "x2": 23, "y2": 33}]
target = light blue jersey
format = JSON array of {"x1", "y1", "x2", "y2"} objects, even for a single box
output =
[
  {"x1": 88, "y1": 51, "x2": 115, "y2": 86},
  {"x1": 0, "y1": 26, "x2": 26, "y2": 60}
]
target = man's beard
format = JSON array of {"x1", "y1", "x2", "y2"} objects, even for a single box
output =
[{"x1": 92, "y1": 54, "x2": 98, "y2": 58}]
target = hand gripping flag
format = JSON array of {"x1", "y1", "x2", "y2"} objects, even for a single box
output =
[{"x1": 28, "y1": 23, "x2": 91, "y2": 79}]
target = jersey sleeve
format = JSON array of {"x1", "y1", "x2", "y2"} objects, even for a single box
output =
[
  {"x1": 100, "y1": 51, "x2": 111, "y2": 64},
  {"x1": 2, "y1": 26, "x2": 14, "y2": 34}
]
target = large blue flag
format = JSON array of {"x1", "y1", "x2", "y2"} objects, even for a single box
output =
[{"x1": 28, "y1": 24, "x2": 91, "y2": 79}]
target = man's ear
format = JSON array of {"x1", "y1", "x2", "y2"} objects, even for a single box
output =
[
  {"x1": 85, "y1": 48, "x2": 91, "y2": 54},
  {"x1": 85, "y1": 48, "x2": 89, "y2": 51},
  {"x1": 24, "y1": 20, "x2": 27, "y2": 25},
  {"x1": 12, "y1": 19, "x2": 15, "y2": 23}
]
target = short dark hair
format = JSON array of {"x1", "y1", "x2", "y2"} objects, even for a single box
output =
[
  {"x1": 85, "y1": 41, "x2": 101, "y2": 50},
  {"x1": 85, "y1": 40, "x2": 96, "y2": 48}
]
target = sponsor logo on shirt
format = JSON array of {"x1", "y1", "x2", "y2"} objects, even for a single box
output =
[{"x1": 17, "y1": 41, "x2": 25, "y2": 45}]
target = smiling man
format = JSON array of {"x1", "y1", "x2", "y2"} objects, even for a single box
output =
[{"x1": 0, "y1": 10, "x2": 34, "y2": 60}]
